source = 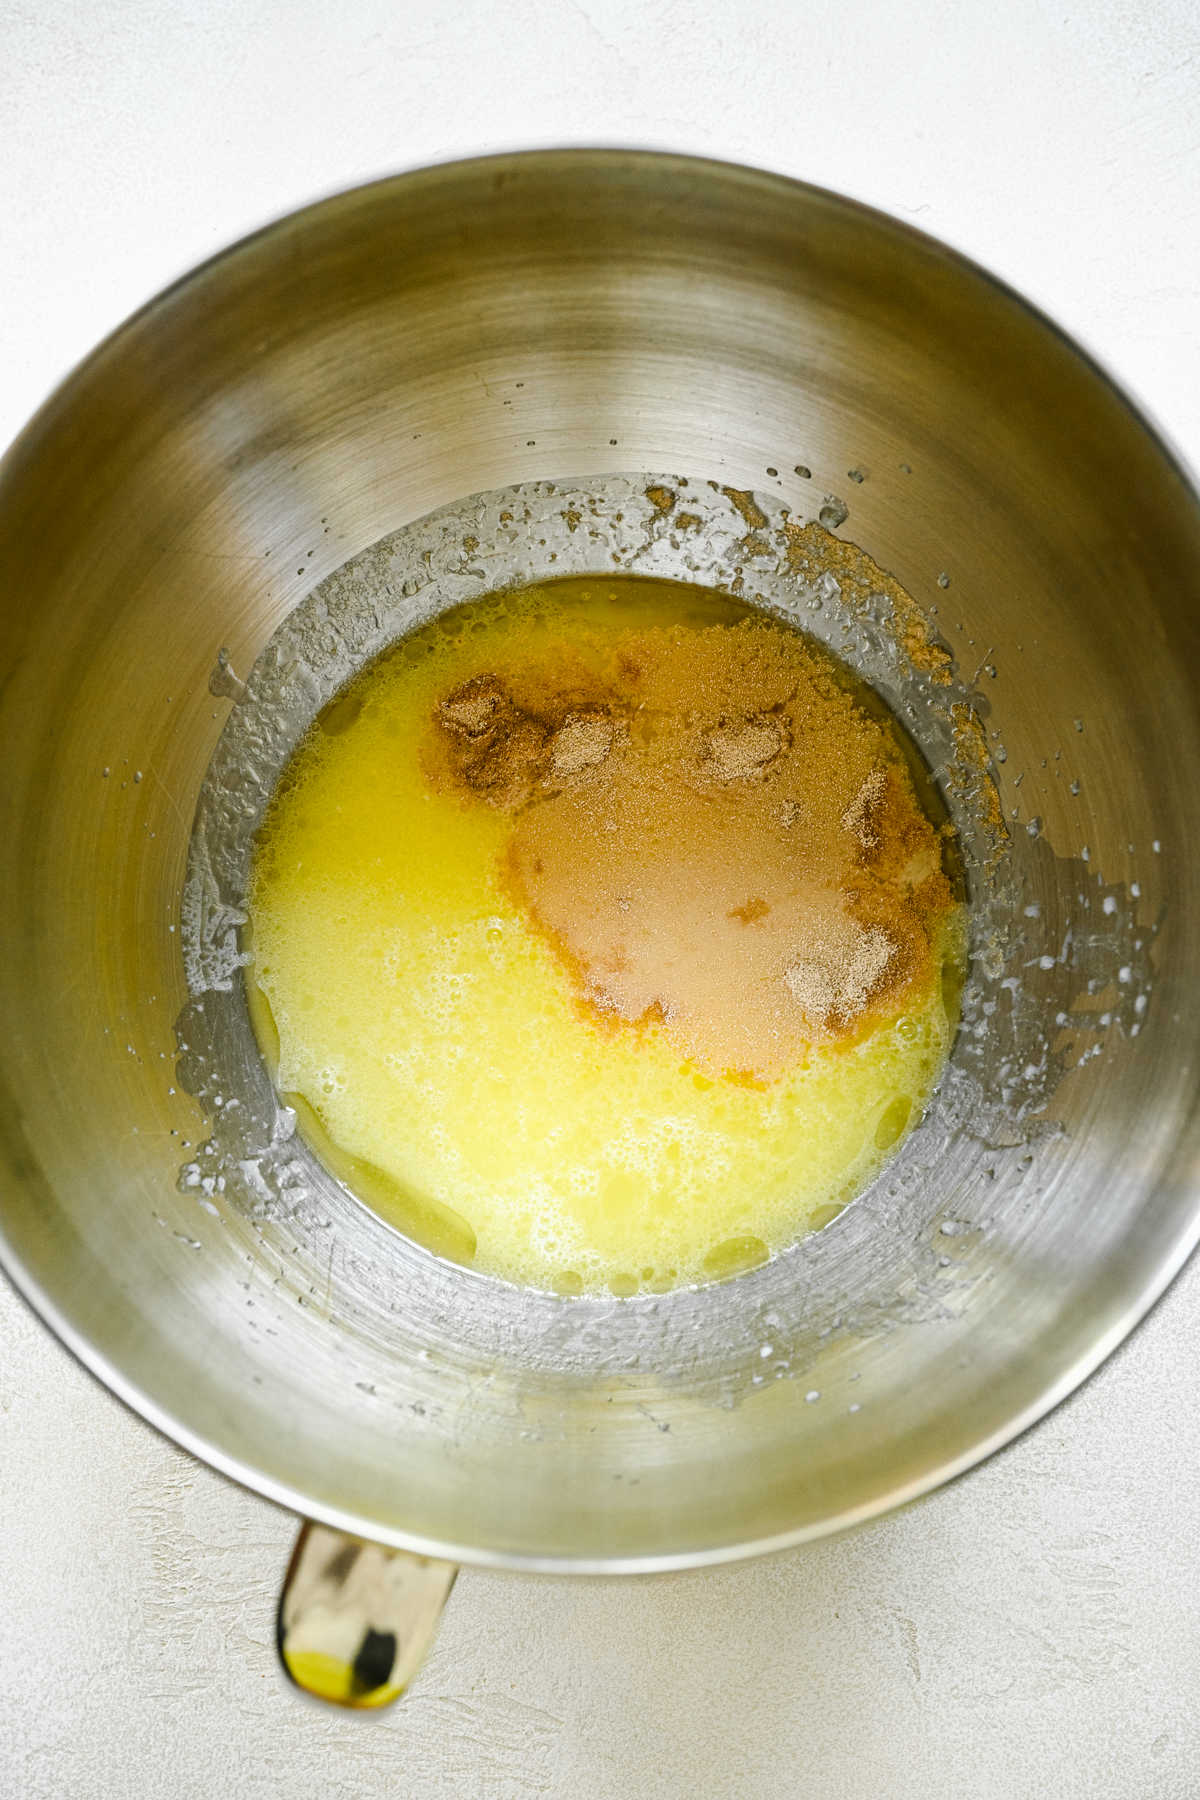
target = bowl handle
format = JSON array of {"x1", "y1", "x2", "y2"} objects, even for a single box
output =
[{"x1": 277, "y1": 1521, "x2": 458, "y2": 1708}]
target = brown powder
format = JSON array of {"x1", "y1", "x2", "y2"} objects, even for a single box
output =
[
  {"x1": 439, "y1": 675, "x2": 508, "y2": 738},
  {"x1": 842, "y1": 767, "x2": 888, "y2": 849},
  {"x1": 782, "y1": 519, "x2": 954, "y2": 685},
  {"x1": 729, "y1": 896, "x2": 770, "y2": 925},
  {"x1": 425, "y1": 604, "x2": 956, "y2": 1081},
  {"x1": 949, "y1": 700, "x2": 1008, "y2": 857},
  {"x1": 548, "y1": 711, "x2": 615, "y2": 778},
  {"x1": 704, "y1": 716, "x2": 785, "y2": 780},
  {"x1": 436, "y1": 679, "x2": 548, "y2": 808},
  {"x1": 784, "y1": 920, "x2": 895, "y2": 1027},
  {"x1": 720, "y1": 486, "x2": 769, "y2": 531}
]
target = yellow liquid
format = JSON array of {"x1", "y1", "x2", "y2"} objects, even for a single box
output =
[{"x1": 248, "y1": 579, "x2": 962, "y2": 1296}]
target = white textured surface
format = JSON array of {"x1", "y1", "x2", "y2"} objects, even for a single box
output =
[{"x1": 2, "y1": 3, "x2": 1199, "y2": 1794}]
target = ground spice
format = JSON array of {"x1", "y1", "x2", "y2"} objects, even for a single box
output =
[{"x1": 426, "y1": 611, "x2": 955, "y2": 1080}]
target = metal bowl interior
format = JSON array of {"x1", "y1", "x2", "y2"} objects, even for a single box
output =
[{"x1": 1, "y1": 150, "x2": 1198, "y2": 1570}]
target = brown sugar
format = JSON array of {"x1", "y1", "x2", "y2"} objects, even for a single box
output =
[
  {"x1": 720, "y1": 486, "x2": 769, "y2": 532},
  {"x1": 439, "y1": 675, "x2": 508, "y2": 738},
  {"x1": 436, "y1": 679, "x2": 548, "y2": 808},
  {"x1": 842, "y1": 767, "x2": 888, "y2": 849},
  {"x1": 425, "y1": 607, "x2": 956, "y2": 1081},
  {"x1": 704, "y1": 716, "x2": 785, "y2": 780},
  {"x1": 784, "y1": 920, "x2": 895, "y2": 1027},
  {"x1": 782, "y1": 519, "x2": 954, "y2": 685},
  {"x1": 729, "y1": 897, "x2": 770, "y2": 925},
  {"x1": 548, "y1": 711, "x2": 616, "y2": 779}
]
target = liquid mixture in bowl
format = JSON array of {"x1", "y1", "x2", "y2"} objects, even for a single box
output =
[{"x1": 247, "y1": 576, "x2": 964, "y2": 1295}]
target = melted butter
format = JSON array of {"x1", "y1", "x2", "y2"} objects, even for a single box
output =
[{"x1": 248, "y1": 577, "x2": 964, "y2": 1295}]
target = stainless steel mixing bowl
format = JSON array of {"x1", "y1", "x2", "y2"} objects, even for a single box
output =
[{"x1": 2, "y1": 152, "x2": 1199, "y2": 1604}]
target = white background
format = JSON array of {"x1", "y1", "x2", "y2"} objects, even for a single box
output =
[{"x1": 2, "y1": 3, "x2": 1199, "y2": 1795}]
